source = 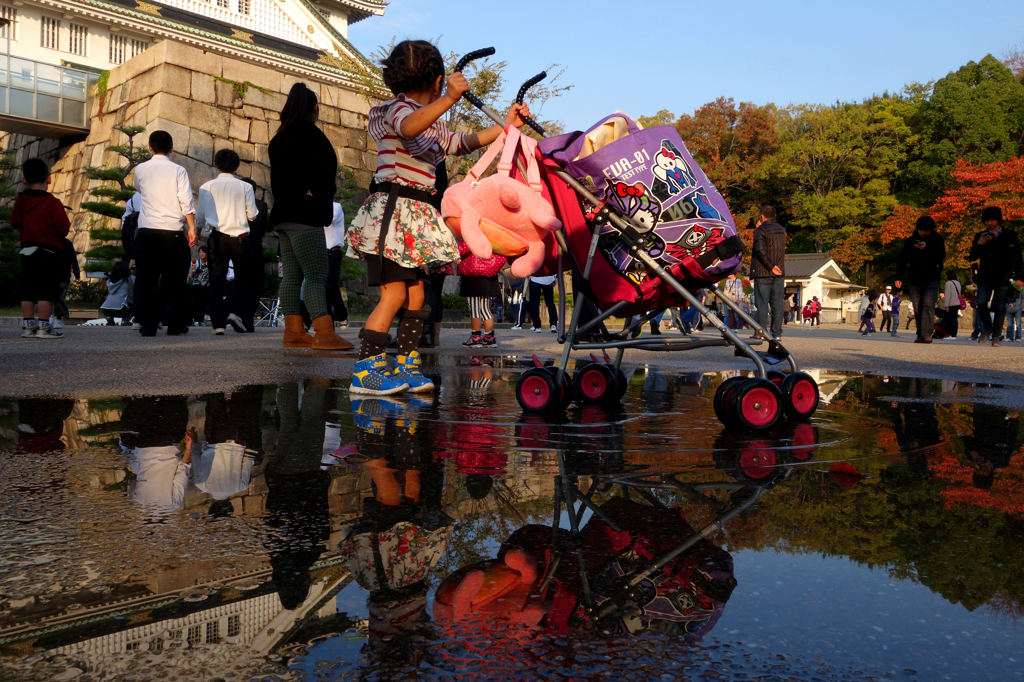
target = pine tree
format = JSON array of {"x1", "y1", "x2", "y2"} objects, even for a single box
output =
[
  {"x1": 0, "y1": 149, "x2": 21, "y2": 302},
  {"x1": 80, "y1": 125, "x2": 150, "y2": 274}
]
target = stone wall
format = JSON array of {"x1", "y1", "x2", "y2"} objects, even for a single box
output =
[{"x1": 2, "y1": 40, "x2": 378, "y2": 265}]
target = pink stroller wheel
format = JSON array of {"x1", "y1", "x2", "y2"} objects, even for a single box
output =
[
  {"x1": 517, "y1": 369, "x2": 557, "y2": 412},
  {"x1": 729, "y1": 379, "x2": 783, "y2": 431}
]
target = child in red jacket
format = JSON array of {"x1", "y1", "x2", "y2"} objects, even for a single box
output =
[{"x1": 12, "y1": 158, "x2": 71, "y2": 339}]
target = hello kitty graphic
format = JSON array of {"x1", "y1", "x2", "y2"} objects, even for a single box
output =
[
  {"x1": 652, "y1": 142, "x2": 697, "y2": 196},
  {"x1": 606, "y1": 181, "x2": 662, "y2": 233}
]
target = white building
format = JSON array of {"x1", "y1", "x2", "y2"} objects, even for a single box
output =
[
  {"x1": 0, "y1": 0, "x2": 384, "y2": 139},
  {"x1": 783, "y1": 253, "x2": 865, "y2": 324}
]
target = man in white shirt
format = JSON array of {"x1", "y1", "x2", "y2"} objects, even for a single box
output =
[
  {"x1": 877, "y1": 285, "x2": 894, "y2": 333},
  {"x1": 132, "y1": 131, "x2": 196, "y2": 337},
  {"x1": 197, "y1": 149, "x2": 258, "y2": 334}
]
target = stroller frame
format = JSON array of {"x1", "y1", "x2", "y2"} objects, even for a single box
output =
[{"x1": 454, "y1": 49, "x2": 814, "y2": 425}]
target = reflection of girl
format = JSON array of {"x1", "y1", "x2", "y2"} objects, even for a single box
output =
[{"x1": 340, "y1": 400, "x2": 452, "y2": 665}]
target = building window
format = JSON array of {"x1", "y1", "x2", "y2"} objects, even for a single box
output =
[
  {"x1": 109, "y1": 34, "x2": 148, "y2": 65},
  {"x1": 69, "y1": 23, "x2": 87, "y2": 56},
  {"x1": 187, "y1": 624, "x2": 201, "y2": 647},
  {"x1": 227, "y1": 614, "x2": 241, "y2": 637},
  {"x1": 0, "y1": 7, "x2": 18, "y2": 40},
  {"x1": 215, "y1": 0, "x2": 229, "y2": 7},
  {"x1": 206, "y1": 620, "x2": 220, "y2": 644},
  {"x1": 317, "y1": 7, "x2": 330, "y2": 18},
  {"x1": 239, "y1": 0, "x2": 251, "y2": 14},
  {"x1": 41, "y1": 16, "x2": 59, "y2": 49}
]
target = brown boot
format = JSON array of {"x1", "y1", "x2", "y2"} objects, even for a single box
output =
[
  {"x1": 283, "y1": 315, "x2": 314, "y2": 348},
  {"x1": 312, "y1": 315, "x2": 354, "y2": 351}
]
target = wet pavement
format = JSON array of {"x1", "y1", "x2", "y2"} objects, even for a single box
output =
[{"x1": 1, "y1": 357, "x2": 1022, "y2": 682}]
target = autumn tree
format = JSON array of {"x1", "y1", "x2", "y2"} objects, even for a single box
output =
[
  {"x1": 881, "y1": 156, "x2": 1024, "y2": 268},
  {"x1": 903, "y1": 55, "x2": 1024, "y2": 205},
  {"x1": 675, "y1": 98, "x2": 784, "y2": 262}
]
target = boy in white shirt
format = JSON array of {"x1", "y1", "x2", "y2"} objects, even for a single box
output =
[
  {"x1": 132, "y1": 131, "x2": 196, "y2": 337},
  {"x1": 196, "y1": 149, "x2": 258, "y2": 334}
]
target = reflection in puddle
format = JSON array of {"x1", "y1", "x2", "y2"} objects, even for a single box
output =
[{"x1": 0, "y1": 365, "x2": 1022, "y2": 681}]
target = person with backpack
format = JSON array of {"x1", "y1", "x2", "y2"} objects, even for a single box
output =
[
  {"x1": 196, "y1": 148, "x2": 260, "y2": 335},
  {"x1": 120, "y1": 192, "x2": 141, "y2": 262},
  {"x1": 895, "y1": 215, "x2": 946, "y2": 343},
  {"x1": 942, "y1": 271, "x2": 963, "y2": 339},
  {"x1": 12, "y1": 157, "x2": 71, "y2": 339},
  {"x1": 810, "y1": 296, "x2": 822, "y2": 327},
  {"x1": 969, "y1": 206, "x2": 1024, "y2": 347}
]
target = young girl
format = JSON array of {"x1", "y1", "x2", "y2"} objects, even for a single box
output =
[
  {"x1": 861, "y1": 293, "x2": 877, "y2": 336},
  {"x1": 347, "y1": 40, "x2": 530, "y2": 395},
  {"x1": 100, "y1": 261, "x2": 134, "y2": 325}
]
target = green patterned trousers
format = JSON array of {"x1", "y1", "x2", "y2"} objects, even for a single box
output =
[{"x1": 278, "y1": 227, "x2": 328, "y2": 319}]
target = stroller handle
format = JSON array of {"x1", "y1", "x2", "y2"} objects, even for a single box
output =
[
  {"x1": 516, "y1": 72, "x2": 549, "y2": 138},
  {"x1": 453, "y1": 47, "x2": 495, "y2": 74},
  {"x1": 516, "y1": 72, "x2": 546, "y2": 103}
]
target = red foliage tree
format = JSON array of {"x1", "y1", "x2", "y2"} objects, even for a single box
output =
[{"x1": 880, "y1": 157, "x2": 1024, "y2": 266}]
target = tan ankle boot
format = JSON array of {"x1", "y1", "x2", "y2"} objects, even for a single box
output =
[
  {"x1": 283, "y1": 315, "x2": 314, "y2": 348},
  {"x1": 312, "y1": 315, "x2": 353, "y2": 350}
]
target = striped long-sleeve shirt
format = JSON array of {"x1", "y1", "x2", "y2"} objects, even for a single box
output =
[{"x1": 367, "y1": 94, "x2": 470, "y2": 189}]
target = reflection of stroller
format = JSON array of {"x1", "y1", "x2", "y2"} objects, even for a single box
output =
[
  {"x1": 434, "y1": 416, "x2": 818, "y2": 641},
  {"x1": 452, "y1": 49, "x2": 820, "y2": 430}
]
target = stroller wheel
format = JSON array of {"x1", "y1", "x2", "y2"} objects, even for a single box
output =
[
  {"x1": 517, "y1": 368, "x2": 559, "y2": 412},
  {"x1": 544, "y1": 366, "x2": 576, "y2": 410},
  {"x1": 766, "y1": 369, "x2": 787, "y2": 388},
  {"x1": 729, "y1": 378, "x2": 783, "y2": 431},
  {"x1": 737, "y1": 441, "x2": 780, "y2": 481},
  {"x1": 713, "y1": 376, "x2": 748, "y2": 426},
  {"x1": 781, "y1": 372, "x2": 820, "y2": 421},
  {"x1": 574, "y1": 363, "x2": 615, "y2": 404}
]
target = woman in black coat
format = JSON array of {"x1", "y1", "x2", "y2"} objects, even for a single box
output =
[{"x1": 268, "y1": 82, "x2": 350, "y2": 350}]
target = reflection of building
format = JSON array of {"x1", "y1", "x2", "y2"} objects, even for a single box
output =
[{"x1": 784, "y1": 254, "x2": 865, "y2": 324}]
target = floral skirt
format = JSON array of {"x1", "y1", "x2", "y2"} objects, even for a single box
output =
[{"x1": 348, "y1": 191, "x2": 461, "y2": 270}]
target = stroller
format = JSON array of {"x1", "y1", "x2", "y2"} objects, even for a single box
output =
[{"x1": 454, "y1": 49, "x2": 820, "y2": 431}]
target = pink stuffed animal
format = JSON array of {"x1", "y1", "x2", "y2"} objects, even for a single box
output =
[{"x1": 441, "y1": 127, "x2": 561, "y2": 278}]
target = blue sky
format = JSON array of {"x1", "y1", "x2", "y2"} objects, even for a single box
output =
[{"x1": 348, "y1": 0, "x2": 1024, "y2": 129}]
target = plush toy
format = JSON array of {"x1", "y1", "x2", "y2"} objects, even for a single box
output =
[
  {"x1": 433, "y1": 546, "x2": 548, "y2": 625},
  {"x1": 441, "y1": 127, "x2": 561, "y2": 279}
]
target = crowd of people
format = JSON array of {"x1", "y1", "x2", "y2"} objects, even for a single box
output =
[{"x1": 11, "y1": 40, "x2": 1024, "y2": 385}]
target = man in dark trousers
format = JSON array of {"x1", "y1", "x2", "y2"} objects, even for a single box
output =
[
  {"x1": 239, "y1": 178, "x2": 268, "y2": 333},
  {"x1": 750, "y1": 205, "x2": 786, "y2": 338},
  {"x1": 894, "y1": 215, "x2": 945, "y2": 344},
  {"x1": 131, "y1": 130, "x2": 197, "y2": 336},
  {"x1": 970, "y1": 206, "x2": 1024, "y2": 347}
]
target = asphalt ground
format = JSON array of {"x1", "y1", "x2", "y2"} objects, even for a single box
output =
[{"x1": 3, "y1": 320, "x2": 1024, "y2": 401}]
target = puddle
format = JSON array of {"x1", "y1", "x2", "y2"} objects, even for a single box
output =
[{"x1": 0, "y1": 361, "x2": 1022, "y2": 681}]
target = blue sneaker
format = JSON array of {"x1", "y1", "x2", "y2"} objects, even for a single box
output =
[
  {"x1": 351, "y1": 397, "x2": 406, "y2": 435},
  {"x1": 394, "y1": 350, "x2": 435, "y2": 392},
  {"x1": 350, "y1": 354, "x2": 409, "y2": 395}
]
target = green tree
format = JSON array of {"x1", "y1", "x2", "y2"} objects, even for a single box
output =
[
  {"x1": 79, "y1": 124, "x2": 150, "y2": 273},
  {"x1": 903, "y1": 55, "x2": 1024, "y2": 204},
  {"x1": 638, "y1": 109, "x2": 676, "y2": 129},
  {"x1": 0, "y1": 149, "x2": 21, "y2": 303},
  {"x1": 777, "y1": 101, "x2": 903, "y2": 269}
]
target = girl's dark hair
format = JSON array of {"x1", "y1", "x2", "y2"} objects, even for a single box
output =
[
  {"x1": 109, "y1": 260, "x2": 131, "y2": 283},
  {"x1": 947, "y1": 270, "x2": 958, "y2": 279},
  {"x1": 380, "y1": 40, "x2": 445, "y2": 96},
  {"x1": 275, "y1": 83, "x2": 318, "y2": 137}
]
